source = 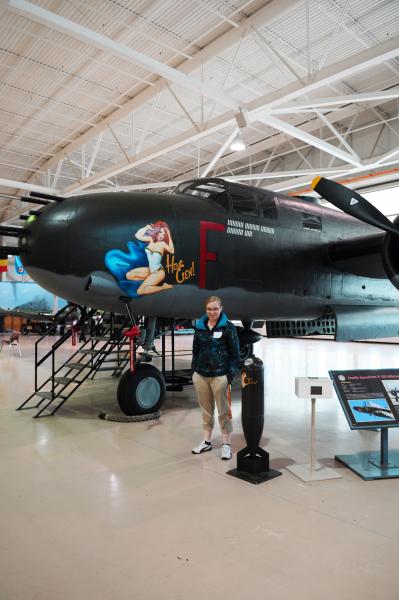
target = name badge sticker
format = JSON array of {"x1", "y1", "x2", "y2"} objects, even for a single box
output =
[{"x1": 213, "y1": 331, "x2": 222, "y2": 339}]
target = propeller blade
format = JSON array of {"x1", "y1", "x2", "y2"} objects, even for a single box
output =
[{"x1": 311, "y1": 176, "x2": 399, "y2": 236}]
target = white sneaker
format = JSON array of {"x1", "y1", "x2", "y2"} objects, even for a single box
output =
[
  {"x1": 192, "y1": 440, "x2": 212, "y2": 454},
  {"x1": 221, "y1": 444, "x2": 232, "y2": 460}
]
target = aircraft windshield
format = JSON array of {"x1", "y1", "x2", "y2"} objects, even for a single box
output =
[{"x1": 174, "y1": 180, "x2": 229, "y2": 210}]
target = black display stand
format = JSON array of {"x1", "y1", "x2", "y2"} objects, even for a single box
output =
[
  {"x1": 335, "y1": 428, "x2": 399, "y2": 480},
  {"x1": 330, "y1": 369, "x2": 399, "y2": 480},
  {"x1": 228, "y1": 357, "x2": 281, "y2": 485}
]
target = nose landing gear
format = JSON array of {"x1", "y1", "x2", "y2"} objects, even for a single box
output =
[{"x1": 117, "y1": 363, "x2": 165, "y2": 416}]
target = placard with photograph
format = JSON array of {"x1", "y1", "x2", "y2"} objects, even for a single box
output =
[{"x1": 329, "y1": 369, "x2": 399, "y2": 429}]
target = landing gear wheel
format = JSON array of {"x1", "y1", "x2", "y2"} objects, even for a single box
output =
[
  {"x1": 239, "y1": 343, "x2": 254, "y2": 363},
  {"x1": 117, "y1": 364, "x2": 166, "y2": 416}
]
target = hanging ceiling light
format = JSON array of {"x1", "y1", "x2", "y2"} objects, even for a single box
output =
[
  {"x1": 230, "y1": 110, "x2": 250, "y2": 152},
  {"x1": 230, "y1": 130, "x2": 246, "y2": 152}
]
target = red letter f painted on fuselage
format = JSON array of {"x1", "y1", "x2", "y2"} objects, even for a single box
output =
[{"x1": 199, "y1": 220, "x2": 226, "y2": 289}]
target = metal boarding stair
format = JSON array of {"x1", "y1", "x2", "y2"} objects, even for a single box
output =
[{"x1": 17, "y1": 309, "x2": 131, "y2": 418}]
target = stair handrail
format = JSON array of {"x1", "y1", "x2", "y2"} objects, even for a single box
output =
[
  {"x1": 35, "y1": 306, "x2": 98, "y2": 390},
  {"x1": 33, "y1": 304, "x2": 91, "y2": 390}
]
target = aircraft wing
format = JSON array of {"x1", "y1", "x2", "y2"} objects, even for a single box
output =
[
  {"x1": 327, "y1": 233, "x2": 386, "y2": 278},
  {"x1": 0, "y1": 307, "x2": 54, "y2": 322}
]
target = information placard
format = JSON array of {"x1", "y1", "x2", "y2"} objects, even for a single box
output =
[{"x1": 329, "y1": 369, "x2": 399, "y2": 429}]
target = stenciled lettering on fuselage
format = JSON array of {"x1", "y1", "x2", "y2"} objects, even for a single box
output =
[
  {"x1": 198, "y1": 219, "x2": 275, "y2": 289},
  {"x1": 226, "y1": 219, "x2": 274, "y2": 237}
]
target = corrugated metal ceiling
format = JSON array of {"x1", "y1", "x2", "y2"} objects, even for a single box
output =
[{"x1": 0, "y1": 0, "x2": 398, "y2": 222}]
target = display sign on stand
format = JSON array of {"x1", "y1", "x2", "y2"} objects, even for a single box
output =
[
  {"x1": 286, "y1": 377, "x2": 343, "y2": 482},
  {"x1": 329, "y1": 369, "x2": 399, "y2": 480}
]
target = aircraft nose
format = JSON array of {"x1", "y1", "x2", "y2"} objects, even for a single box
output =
[{"x1": 19, "y1": 204, "x2": 70, "y2": 276}]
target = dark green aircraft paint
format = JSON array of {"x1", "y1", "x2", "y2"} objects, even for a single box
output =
[{"x1": 17, "y1": 178, "x2": 399, "y2": 334}]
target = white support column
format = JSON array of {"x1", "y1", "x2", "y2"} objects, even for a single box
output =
[
  {"x1": 315, "y1": 0, "x2": 351, "y2": 75},
  {"x1": 315, "y1": 110, "x2": 360, "y2": 162},
  {"x1": 252, "y1": 36, "x2": 399, "y2": 113},
  {"x1": 107, "y1": 124, "x2": 131, "y2": 164},
  {"x1": 305, "y1": 0, "x2": 311, "y2": 80},
  {"x1": 8, "y1": 0, "x2": 241, "y2": 110},
  {"x1": 254, "y1": 146, "x2": 280, "y2": 186},
  {"x1": 195, "y1": 0, "x2": 239, "y2": 28},
  {"x1": 0, "y1": 177, "x2": 57, "y2": 195},
  {"x1": 374, "y1": 147, "x2": 399, "y2": 165},
  {"x1": 273, "y1": 90, "x2": 399, "y2": 113},
  {"x1": 17, "y1": 0, "x2": 305, "y2": 179},
  {"x1": 257, "y1": 114, "x2": 362, "y2": 166},
  {"x1": 135, "y1": 94, "x2": 162, "y2": 156},
  {"x1": 367, "y1": 123, "x2": 386, "y2": 160},
  {"x1": 251, "y1": 27, "x2": 305, "y2": 84},
  {"x1": 86, "y1": 132, "x2": 104, "y2": 178},
  {"x1": 62, "y1": 35, "x2": 399, "y2": 192},
  {"x1": 205, "y1": 33, "x2": 245, "y2": 127},
  {"x1": 81, "y1": 144, "x2": 85, "y2": 178},
  {"x1": 201, "y1": 127, "x2": 240, "y2": 177},
  {"x1": 327, "y1": 112, "x2": 359, "y2": 168},
  {"x1": 52, "y1": 159, "x2": 64, "y2": 188},
  {"x1": 166, "y1": 84, "x2": 201, "y2": 132},
  {"x1": 285, "y1": 137, "x2": 314, "y2": 169}
]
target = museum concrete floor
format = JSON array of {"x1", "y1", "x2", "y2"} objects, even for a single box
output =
[{"x1": 1, "y1": 333, "x2": 399, "y2": 600}]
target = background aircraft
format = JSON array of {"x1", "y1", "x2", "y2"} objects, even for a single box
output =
[
  {"x1": 2, "y1": 176, "x2": 399, "y2": 415},
  {"x1": 351, "y1": 401, "x2": 395, "y2": 420}
]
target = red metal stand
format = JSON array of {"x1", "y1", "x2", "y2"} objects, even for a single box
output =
[{"x1": 123, "y1": 325, "x2": 141, "y2": 373}]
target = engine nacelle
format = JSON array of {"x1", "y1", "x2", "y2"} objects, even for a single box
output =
[{"x1": 382, "y1": 219, "x2": 399, "y2": 290}]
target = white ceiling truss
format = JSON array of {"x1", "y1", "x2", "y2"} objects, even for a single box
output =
[{"x1": 0, "y1": 0, "x2": 398, "y2": 224}]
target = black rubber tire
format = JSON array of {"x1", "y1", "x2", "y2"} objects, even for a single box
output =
[
  {"x1": 117, "y1": 364, "x2": 166, "y2": 416},
  {"x1": 239, "y1": 343, "x2": 254, "y2": 363},
  {"x1": 20, "y1": 325, "x2": 28, "y2": 335}
]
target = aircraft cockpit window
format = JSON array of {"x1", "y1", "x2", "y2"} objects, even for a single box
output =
[
  {"x1": 174, "y1": 182, "x2": 229, "y2": 210},
  {"x1": 257, "y1": 191, "x2": 277, "y2": 220},
  {"x1": 302, "y1": 213, "x2": 322, "y2": 231},
  {"x1": 231, "y1": 186, "x2": 258, "y2": 217}
]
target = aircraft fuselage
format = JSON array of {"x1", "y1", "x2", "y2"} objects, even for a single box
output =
[{"x1": 19, "y1": 182, "x2": 399, "y2": 320}]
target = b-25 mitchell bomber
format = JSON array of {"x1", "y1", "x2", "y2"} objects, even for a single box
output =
[
  {"x1": 2, "y1": 176, "x2": 399, "y2": 416},
  {"x1": 352, "y1": 401, "x2": 395, "y2": 420}
]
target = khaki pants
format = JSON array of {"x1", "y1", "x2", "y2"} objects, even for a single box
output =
[{"x1": 192, "y1": 372, "x2": 232, "y2": 434}]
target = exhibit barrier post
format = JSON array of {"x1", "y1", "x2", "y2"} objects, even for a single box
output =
[
  {"x1": 380, "y1": 428, "x2": 388, "y2": 467},
  {"x1": 310, "y1": 397, "x2": 316, "y2": 471}
]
